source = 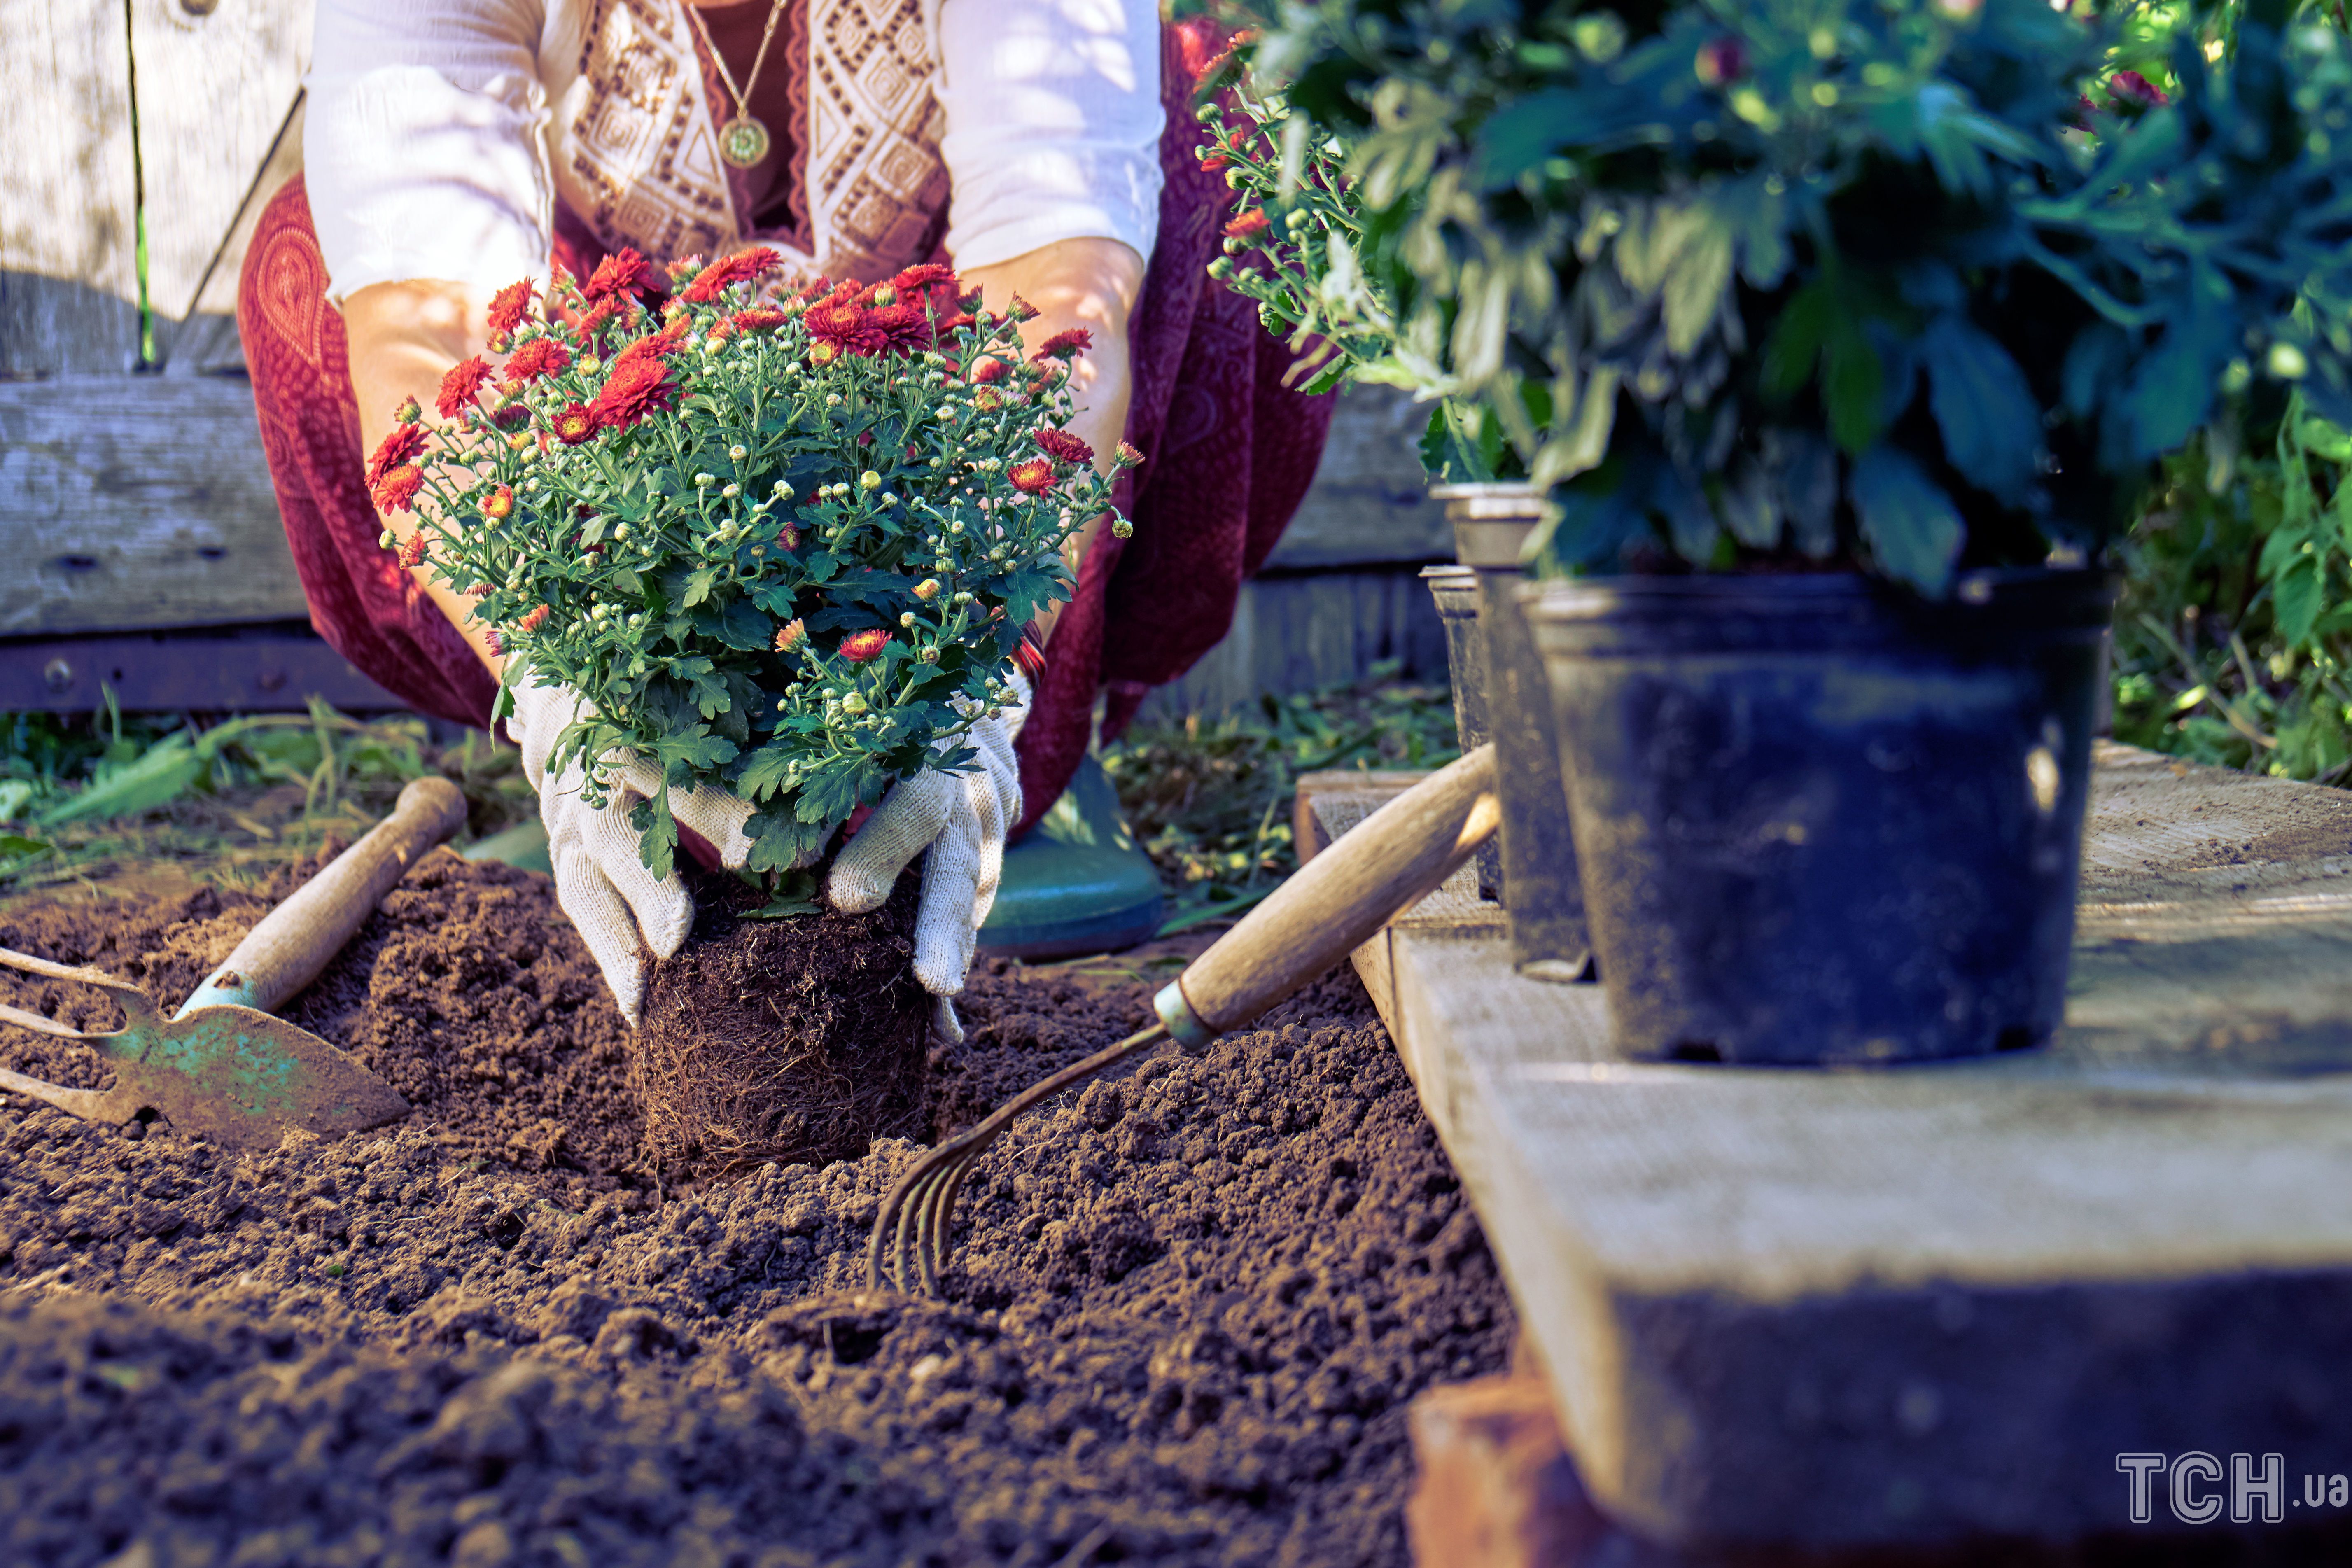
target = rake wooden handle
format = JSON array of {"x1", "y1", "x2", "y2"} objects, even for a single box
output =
[
  {"x1": 1163, "y1": 744, "x2": 1499, "y2": 1041},
  {"x1": 177, "y1": 776, "x2": 470, "y2": 1018}
]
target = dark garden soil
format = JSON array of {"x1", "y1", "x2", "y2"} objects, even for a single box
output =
[
  {"x1": 637, "y1": 865, "x2": 933, "y2": 1181},
  {"x1": 0, "y1": 852, "x2": 1513, "y2": 1568}
]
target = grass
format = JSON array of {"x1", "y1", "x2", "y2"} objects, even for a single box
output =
[
  {"x1": 0, "y1": 699, "x2": 536, "y2": 901},
  {"x1": 1100, "y1": 661, "x2": 1462, "y2": 934},
  {"x1": 0, "y1": 665, "x2": 1461, "y2": 930}
]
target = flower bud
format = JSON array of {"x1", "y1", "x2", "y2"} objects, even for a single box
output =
[
  {"x1": 393, "y1": 397, "x2": 422, "y2": 425},
  {"x1": 729, "y1": 444, "x2": 749, "y2": 460},
  {"x1": 913, "y1": 578, "x2": 940, "y2": 600},
  {"x1": 722, "y1": 483, "x2": 741, "y2": 497},
  {"x1": 860, "y1": 470, "x2": 882, "y2": 490},
  {"x1": 900, "y1": 611, "x2": 917, "y2": 628},
  {"x1": 775, "y1": 619, "x2": 807, "y2": 653},
  {"x1": 1112, "y1": 519, "x2": 1134, "y2": 539},
  {"x1": 695, "y1": 472, "x2": 716, "y2": 487}
]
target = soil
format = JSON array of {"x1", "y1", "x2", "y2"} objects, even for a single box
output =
[
  {"x1": 0, "y1": 854, "x2": 1513, "y2": 1567},
  {"x1": 636, "y1": 865, "x2": 932, "y2": 1180}
]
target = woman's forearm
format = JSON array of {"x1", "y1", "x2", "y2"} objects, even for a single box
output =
[
  {"x1": 959, "y1": 237, "x2": 1145, "y2": 642},
  {"x1": 343, "y1": 278, "x2": 507, "y2": 678}
]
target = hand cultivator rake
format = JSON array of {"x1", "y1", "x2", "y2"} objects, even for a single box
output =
[{"x1": 870, "y1": 746, "x2": 1498, "y2": 1294}]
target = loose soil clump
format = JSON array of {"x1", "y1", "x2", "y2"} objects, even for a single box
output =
[
  {"x1": 0, "y1": 855, "x2": 1513, "y2": 1566},
  {"x1": 635, "y1": 864, "x2": 931, "y2": 1179}
]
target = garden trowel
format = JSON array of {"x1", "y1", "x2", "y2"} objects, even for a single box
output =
[{"x1": 0, "y1": 776, "x2": 470, "y2": 1148}]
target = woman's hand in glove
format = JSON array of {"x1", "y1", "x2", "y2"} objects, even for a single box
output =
[
  {"x1": 824, "y1": 671, "x2": 1030, "y2": 1042},
  {"x1": 504, "y1": 670, "x2": 758, "y2": 1025}
]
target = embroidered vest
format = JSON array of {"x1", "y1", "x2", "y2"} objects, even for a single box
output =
[{"x1": 548, "y1": 0, "x2": 950, "y2": 282}]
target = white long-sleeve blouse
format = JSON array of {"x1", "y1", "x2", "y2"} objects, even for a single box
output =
[{"x1": 304, "y1": 0, "x2": 1165, "y2": 302}]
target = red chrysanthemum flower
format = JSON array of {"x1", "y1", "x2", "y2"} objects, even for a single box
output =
[
  {"x1": 838, "y1": 628, "x2": 891, "y2": 663},
  {"x1": 1223, "y1": 209, "x2": 1270, "y2": 240},
  {"x1": 2108, "y1": 69, "x2": 2168, "y2": 107},
  {"x1": 1006, "y1": 294, "x2": 1039, "y2": 322},
  {"x1": 972, "y1": 387, "x2": 1005, "y2": 412},
  {"x1": 397, "y1": 530, "x2": 430, "y2": 568},
  {"x1": 574, "y1": 295, "x2": 630, "y2": 342},
  {"x1": 436, "y1": 357, "x2": 495, "y2": 419},
  {"x1": 967, "y1": 356, "x2": 1008, "y2": 385},
  {"x1": 587, "y1": 357, "x2": 676, "y2": 430},
  {"x1": 775, "y1": 618, "x2": 807, "y2": 654},
  {"x1": 1036, "y1": 428, "x2": 1094, "y2": 467},
  {"x1": 1007, "y1": 457, "x2": 1056, "y2": 494},
  {"x1": 520, "y1": 603, "x2": 551, "y2": 633},
  {"x1": 866, "y1": 303, "x2": 933, "y2": 356},
  {"x1": 806, "y1": 301, "x2": 887, "y2": 357},
  {"x1": 611, "y1": 314, "x2": 691, "y2": 373},
  {"x1": 366, "y1": 422, "x2": 429, "y2": 486},
  {"x1": 502, "y1": 335, "x2": 573, "y2": 385},
  {"x1": 728, "y1": 307, "x2": 789, "y2": 334},
  {"x1": 933, "y1": 311, "x2": 977, "y2": 336},
  {"x1": 667, "y1": 254, "x2": 707, "y2": 283},
  {"x1": 1115, "y1": 439, "x2": 1146, "y2": 469},
  {"x1": 484, "y1": 627, "x2": 503, "y2": 658},
  {"x1": 583, "y1": 247, "x2": 650, "y2": 302},
  {"x1": 373, "y1": 465, "x2": 425, "y2": 513},
  {"x1": 809, "y1": 340, "x2": 842, "y2": 367},
  {"x1": 1198, "y1": 148, "x2": 1234, "y2": 171},
  {"x1": 481, "y1": 485, "x2": 516, "y2": 521},
  {"x1": 891, "y1": 263, "x2": 955, "y2": 293},
  {"x1": 486, "y1": 278, "x2": 538, "y2": 335},
  {"x1": 682, "y1": 246, "x2": 782, "y2": 303},
  {"x1": 1695, "y1": 36, "x2": 1745, "y2": 87},
  {"x1": 1034, "y1": 327, "x2": 1093, "y2": 360},
  {"x1": 553, "y1": 404, "x2": 598, "y2": 445}
]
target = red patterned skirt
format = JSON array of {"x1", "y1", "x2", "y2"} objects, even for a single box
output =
[{"x1": 237, "y1": 19, "x2": 1332, "y2": 832}]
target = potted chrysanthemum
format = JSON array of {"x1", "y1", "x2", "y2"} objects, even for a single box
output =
[
  {"x1": 371, "y1": 248, "x2": 1136, "y2": 1168},
  {"x1": 1194, "y1": 0, "x2": 2352, "y2": 1063}
]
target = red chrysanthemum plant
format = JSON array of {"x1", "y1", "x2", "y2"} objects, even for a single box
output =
[{"x1": 373, "y1": 250, "x2": 1141, "y2": 880}]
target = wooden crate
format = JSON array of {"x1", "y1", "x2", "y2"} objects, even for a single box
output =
[{"x1": 1304, "y1": 746, "x2": 2352, "y2": 1552}]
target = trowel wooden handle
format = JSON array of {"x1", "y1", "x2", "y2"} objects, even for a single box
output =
[
  {"x1": 177, "y1": 776, "x2": 470, "y2": 1018},
  {"x1": 1158, "y1": 744, "x2": 1499, "y2": 1043}
]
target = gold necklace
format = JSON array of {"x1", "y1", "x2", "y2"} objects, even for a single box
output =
[{"x1": 681, "y1": 0, "x2": 788, "y2": 170}]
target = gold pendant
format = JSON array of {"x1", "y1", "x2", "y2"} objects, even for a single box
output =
[{"x1": 719, "y1": 115, "x2": 771, "y2": 169}]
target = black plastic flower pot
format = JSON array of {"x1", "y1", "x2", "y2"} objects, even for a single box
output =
[
  {"x1": 1437, "y1": 484, "x2": 1592, "y2": 982},
  {"x1": 1522, "y1": 571, "x2": 2116, "y2": 1066},
  {"x1": 1421, "y1": 564, "x2": 1501, "y2": 900}
]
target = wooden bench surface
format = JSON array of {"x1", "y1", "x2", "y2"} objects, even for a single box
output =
[{"x1": 1302, "y1": 743, "x2": 2352, "y2": 1551}]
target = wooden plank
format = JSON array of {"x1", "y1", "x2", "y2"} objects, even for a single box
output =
[
  {"x1": 130, "y1": 0, "x2": 310, "y2": 375},
  {"x1": 0, "y1": 376, "x2": 308, "y2": 635},
  {"x1": 0, "y1": 0, "x2": 143, "y2": 375},
  {"x1": 1259, "y1": 384, "x2": 1450, "y2": 570},
  {"x1": 0, "y1": 628, "x2": 399, "y2": 712},
  {"x1": 1139, "y1": 566, "x2": 1449, "y2": 721},
  {"x1": 1312, "y1": 745, "x2": 2352, "y2": 1549}
]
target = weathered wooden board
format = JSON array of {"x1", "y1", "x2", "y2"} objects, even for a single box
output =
[
  {"x1": 1309, "y1": 744, "x2": 2352, "y2": 1550},
  {"x1": 0, "y1": 627, "x2": 398, "y2": 713},
  {"x1": 0, "y1": 376, "x2": 307, "y2": 636},
  {"x1": 133, "y1": 0, "x2": 310, "y2": 374},
  {"x1": 1, "y1": 0, "x2": 143, "y2": 376},
  {"x1": 1260, "y1": 384, "x2": 1449, "y2": 571},
  {"x1": 1138, "y1": 566, "x2": 1449, "y2": 721}
]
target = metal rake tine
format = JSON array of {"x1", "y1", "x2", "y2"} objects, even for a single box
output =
[{"x1": 868, "y1": 1021, "x2": 1171, "y2": 1294}]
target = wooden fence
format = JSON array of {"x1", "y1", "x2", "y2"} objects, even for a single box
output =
[{"x1": 1, "y1": 0, "x2": 1445, "y2": 717}]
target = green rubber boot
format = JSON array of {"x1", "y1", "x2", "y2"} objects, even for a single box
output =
[
  {"x1": 460, "y1": 754, "x2": 1164, "y2": 959},
  {"x1": 977, "y1": 753, "x2": 1164, "y2": 959}
]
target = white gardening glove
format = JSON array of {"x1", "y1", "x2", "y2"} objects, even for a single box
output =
[
  {"x1": 826, "y1": 670, "x2": 1030, "y2": 1043},
  {"x1": 505, "y1": 667, "x2": 758, "y2": 1025}
]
